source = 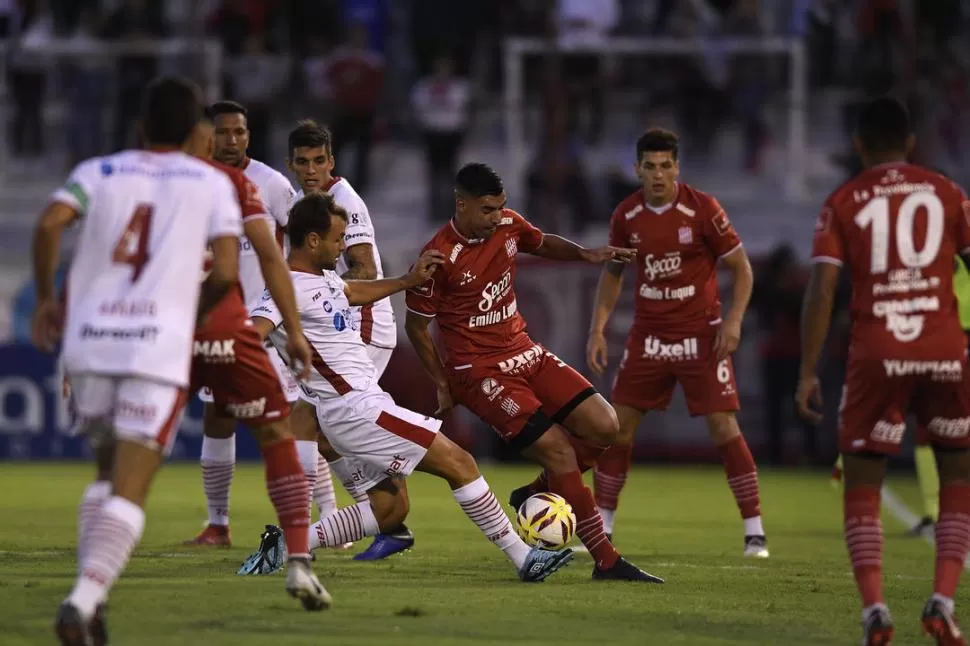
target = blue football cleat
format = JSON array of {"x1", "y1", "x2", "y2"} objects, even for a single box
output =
[
  {"x1": 237, "y1": 524, "x2": 286, "y2": 575},
  {"x1": 517, "y1": 546, "x2": 574, "y2": 582},
  {"x1": 353, "y1": 526, "x2": 415, "y2": 561}
]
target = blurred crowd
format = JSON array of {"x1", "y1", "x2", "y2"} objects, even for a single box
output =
[{"x1": 2, "y1": 0, "x2": 969, "y2": 465}]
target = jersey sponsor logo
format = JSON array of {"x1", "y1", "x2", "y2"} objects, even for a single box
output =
[
  {"x1": 639, "y1": 283, "x2": 696, "y2": 301},
  {"x1": 872, "y1": 296, "x2": 940, "y2": 342},
  {"x1": 469, "y1": 299, "x2": 517, "y2": 328},
  {"x1": 480, "y1": 377, "x2": 505, "y2": 402},
  {"x1": 643, "y1": 336, "x2": 698, "y2": 361},
  {"x1": 450, "y1": 243, "x2": 464, "y2": 263},
  {"x1": 323, "y1": 301, "x2": 333, "y2": 313},
  {"x1": 928, "y1": 416, "x2": 970, "y2": 439},
  {"x1": 80, "y1": 324, "x2": 159, "y2": 341},
  {"x1": 251, "y1": 305, "x2": 273, "y2": 318},
  {"x1": 225, "y1": 397, "x2": 267, "y2": 419},
  {"x1": 333, "y1": 312, "x2": 347, "y2": 331},
  {"x1": 643, "y1": 252, "x2": 682, "y2": 281},
  {"x1": 193, "y1": 339, "x2": 236, "y2": 363},
  {"x1": 64, "y1": 182, "x2": 90, "y2": 213},
  {"x1": 498, "y1": 344, "x2": 544, "y2": 374},
  {"x1": 499, "y1": 217, "x2": 513, "y2": 225},
  {"x1": 505, "y1": 238, "x2": 517, "y2": 258},
  {"x1": 385, "y1": 453, "x2": 410, "y2": 478},
  {"x1": 872, "y1": 181, "x2": 936, "y2": 198},
  {"x1": 712, "y1": 210, "x2": 731, "y2": 236},
  {"x1": 676, "y1": 203, "x2": 695, "y2": 217},
  {"x1": 882, "y1": 359, "x2": 962, "y2": 378},
  {"x1": 478, "y1": 270, "x2": 513, "y2": 312},
  {"x1": 872, "y1": 269, "x2": 941, "y2": 296},
  {"x1": 345, "y1": 231, "x2": 369, "y2": 243},
  {"x1": 116, "y1": 399, "x2": 159, "y2": 423},
  {"x1": 871, "y1": 420, "x2": 905, "y2": 444}
]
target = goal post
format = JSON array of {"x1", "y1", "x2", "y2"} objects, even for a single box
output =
[{"x1": 502, "y1": 36, "x2": 808, "y2": 202}]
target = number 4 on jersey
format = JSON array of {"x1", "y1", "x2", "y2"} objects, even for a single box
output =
[{"x1": 112, "y1": 204, "x2": 154, "y2": 280}]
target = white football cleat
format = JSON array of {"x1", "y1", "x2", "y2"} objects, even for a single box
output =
[
  {"x1": 743, "y1": 535, "x2": 770, "y2": 558},
  {"x1": 285, "y1": 558, "x2": 332, "y2": 611}
]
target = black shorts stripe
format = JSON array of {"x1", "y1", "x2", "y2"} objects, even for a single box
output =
[
  {"x1": 507, "y1": 410, "x2": 555, "y2": 453},
  {"x1": 551, "y1": 387, "x2": 598, "y2": 426}
]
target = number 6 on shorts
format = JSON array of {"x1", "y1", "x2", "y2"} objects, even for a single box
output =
[{"x1": 716, "y1": 359, "x2": 731, "y2": 384}]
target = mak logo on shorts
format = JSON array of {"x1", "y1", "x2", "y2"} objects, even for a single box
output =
[
  {"x1": 385, "y1": 454, "x2": 410, "y2": 478},
  {"x1": 643, "y1": 336, "x2": 698, "y2": 361},
  {"x1": 193, "y1": 339, "x2": 236, "y2": 363}
]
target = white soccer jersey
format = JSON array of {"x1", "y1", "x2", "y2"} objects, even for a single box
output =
[
  {"x1": 296, "y1": 178, "x2": 397, "y2": 349},
  {"x1": 238, "y1": 158, "x2": 298, "y2": 306},
  {"x1": 250, "y1": 269, "x2": 377, "y2": 399},
  {"x1": 55, "y1": 150, "x2": 243, "y2": 387}
]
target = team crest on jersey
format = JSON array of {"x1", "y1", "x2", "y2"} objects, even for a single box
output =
[
  {"x1": 323, "y1": 301, "x2": 333, "y2": 313},
  {"x1": 678, "y1": 226, "x2": 692, "y2": 244},
  {"x1": 505, "y1": 238, "x2": 517, "y2": 258}
]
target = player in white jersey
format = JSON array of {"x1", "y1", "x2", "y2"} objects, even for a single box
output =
[
  {"x1": 187, "y1": 101, "x2": 306, "y2": 548},
  {"x1": 33, "y1": 78, "x2": 326, "y2": 646},
  {"x1": 237, "y1": 192, "x2": 574, "y2": 582},
  {"x1": 284, "y1": 120, "x2": 415, "y2": 559}
]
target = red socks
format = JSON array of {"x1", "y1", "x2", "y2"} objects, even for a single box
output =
[
  {"x1": 262, "y1": 438, "x2": 311, "y2": 558},
  {"x1": 844, "y1": 486, "x2": 884, "y2": 607},
  {"x1": 935, "y1": 482, "x2": 970, "y2": 599},
  {"x1": 594, "y1": 444, "x2": 633, "y2": 511},
  {"x1": 718, "y1": 435, "x2": 762, "y2": 519},
  {"x1": 546, "y1": 470, "x2": 619, "y2": 570}
]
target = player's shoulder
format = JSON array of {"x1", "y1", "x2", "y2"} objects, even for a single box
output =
[
  {"x1": 611, "y1": 188, "x2": 646, "y2": 221},
  {"x1": 329, "y1": 176, "x2": 366, "y2": 208},
  {"x1": 246, "y1": 158, "x2": 294, "y2": 190},
  {"x1": 675, "y1": 183, "x2": 722, "y2": 217},
  {"x1": 498, "y1": 208, "x2": 535, "y2": 229}
]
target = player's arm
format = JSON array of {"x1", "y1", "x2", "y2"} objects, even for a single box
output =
[
  {"x1": 405, "y1": 309, "x2": 449, "y2": 392},
  {"x1": 344, "y1": 250, "x2": 444, "y2": 306},
  {"x1": 529, "y1": 234, "x2": 636, "y2": 264},
  {"x1": 245, "y1": 216, "x2": 304, "y2": 338},
  {"x1": 342, "y1": 243, "x2": 378, "y2": 280},
  {"x1": 198, "y1": 236, "x2": 239, "y2": 325},
  {"x1": 31, "y1": 202, "x2": 80, "y2": 350},
  {"x1": 250, "y1": 316, "x2": 278, "y2": 342},
  {"x1": 720, "y1": 246, "x2": 754, "y2": 327}
]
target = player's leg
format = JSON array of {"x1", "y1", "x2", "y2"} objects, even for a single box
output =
[
  {"x1": 593, "y1": 405, "x2": 642, "y2": 537},
  {"x1": 838, "y1": 359, "x2": 907, "y2": 645},
  {"x1": 56, "y1": 376, "x2": 188, "y2": 645},
  {"x1": 185, "y1": 399, "x2": 236, "y2": 546},
  {"x1": 911, "y1": 426, "x2": 939, "y2": 536},
  {"x1": 916, "y1": 378, "x2": 970, "y2": 644},
  {"x1": 678, "y1": 342, "x2": 766, "y2": 556}
]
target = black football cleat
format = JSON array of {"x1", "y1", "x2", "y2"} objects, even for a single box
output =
[
  {"x1": 592, "y1": 556, "x2": 664, "y2": 583},
  {"x1": 54, "y1": 602, "x2": 92, "y2": 646},
  {"x1": 508, "y1": 483, "x2": 534, "y2": 512},
  {"x1": 90, "y1": 605, "x2": 108, "y2": 646}
]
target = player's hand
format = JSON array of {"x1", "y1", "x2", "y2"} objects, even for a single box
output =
[
  {"x1": 795, "y1": 375, "x2": 824, "y2": 424},
  {"x1": 31, "y1": 298, "x2": 63, "y2": 352},
  {"x1": 586, "y1": 332, "x2": 609, "y2": 377},
  {"x1": 405, "y1": 250, "x2": 446, "y2": 287},
  {"x1": 434, "y1": 384, "x2": 455, "y2": 417},
  {"x1": 286, "y1": 333, "x2": 313, "y2": 382},
  {"x1": 713, "y1": 318, "x2": 742, "y2": 361},
  {"x1": 581, "y1": 246, "x2": 637, "y2": 264}
]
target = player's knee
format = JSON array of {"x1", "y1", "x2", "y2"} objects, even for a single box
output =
[
  {"x1": 421, "y1": 434, "x2": 480, "y2": 488},
  {"x1": 566, "y1": 395, "x2": 618, "y2": 446},
  {"x1": 203, "y1": 405, "x2": 236, "y2": 439},
  {"x1": 252, "y1": 419, "x2": 292, "y2": 446},
  {"x1": 706, "y1": 412, "x2": 740, "y2": 445},
  {"x1": 522, "y1": 425, "x2": 579, "y2": 475},
  {"x1": 586, "y1": 403, "x2": 619, "y2": 446},
  {"x1": 615, "y1": 405, "x2": 642, "y2": 445}
]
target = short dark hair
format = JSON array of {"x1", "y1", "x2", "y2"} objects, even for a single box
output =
[
  {"x1": 636, "y1": 128, "x2": 679, "y2": 161},
  {"x1": 855, "y1": 96, "x2": 911, "y2": 154},
  {"x1": 455, "y1": 162, "x2": 504, "y2": 198},
  {"x1": 288, "y1": 120, "x2": 332, "y2": 157},
  {"x1": 208, "y1": 100, "x2": 248, "y2": 120},
  {"x1": 288, "y1": 192, "x2": 348, "y2": 247},
  {"x1": 141, "y1": 76, "x2": 204, "y2": 147}
]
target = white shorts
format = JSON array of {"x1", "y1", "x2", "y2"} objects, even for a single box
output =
[
  {"x1": 315, "y1": 385, "x2": 440, "y2": 492},
  {"x1": 69, "y1": 373, "x2": 188, "y2": 456},
  {"x1": 198, "y1": 345, "x2": 299, "y2": 404}
]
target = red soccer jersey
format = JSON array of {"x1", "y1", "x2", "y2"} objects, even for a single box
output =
[
  {"x1": 610, "y1": 183, "x2": 743, "y2": 335},
  {"x1": 405, "y1": 209, "x2": 544, "y2": 367},
  {"x1": 200, "y1": 160, "x2": 270, "y2": 328},
  {"x1": 811, "y1": 162, "x2": 970, "y2": 360}
]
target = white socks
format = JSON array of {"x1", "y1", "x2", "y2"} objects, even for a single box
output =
[
  {"x1": 597, "y1": 507, "x2": 616, "y2": 535},
  {"x1": 309, "y1": 502, "x2": 379, "y2": 550},
  {"x1": 744, "y1": 515, "x2": 765, "y2": 537},
  {"x1": 200, "y1": 436, "x2": 235, "y2": 526},
  {"x1": 77, "y1": 481, "x2": 112, "y2": 571},
  {"x1": 452, "y1": 476, "x2": 530, "y2": 569}
]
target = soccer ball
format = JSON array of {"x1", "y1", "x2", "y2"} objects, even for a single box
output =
[{"x1": 515, "y1": 493, "x2": 576, "y2": 550}]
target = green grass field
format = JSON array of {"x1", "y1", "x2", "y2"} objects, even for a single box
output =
[{"x1": 0, "y1": 463, "x2": 960, "y2": 645}]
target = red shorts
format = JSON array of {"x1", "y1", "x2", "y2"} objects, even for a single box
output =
[
  {"x1": 448, "y1": 343, "x2": 596, "y2": 451},
  {"x1": 612, "y1": 329, "x2": 739, "y2": 416},
  {"x1": 839, "y1": 357, "x2": 970, "y2": 456},
  {"x1": 191, "y1": 313, "x2": 291, "y2": 426}
]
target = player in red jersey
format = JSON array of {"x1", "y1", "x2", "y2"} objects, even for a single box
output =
[
  {"x1": 797, "y1": 96, "x2": 970, "y2": 646},
  {"x1": 186, "y1": 115, "x2": 332, "y2": 609},
  {"x1": 405, "y1": 162, "x2": 663, "y2": 582},
  {"x1": 584, "y1": 128, "x2": 767, "y2": 557}
]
